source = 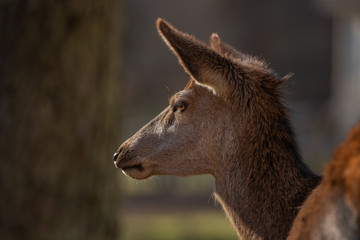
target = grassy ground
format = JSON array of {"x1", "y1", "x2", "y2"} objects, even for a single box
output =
[
  {"x1": 120, "y1": 175, "x2": 237, "y2": 240},
  {"x1": 121, "y1": 211, "x2": 237, "y2": 240}
]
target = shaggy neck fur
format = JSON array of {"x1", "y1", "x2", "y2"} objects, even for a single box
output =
[{"x1": 213, "y1": 93, "x2": 321, "y2": 240}]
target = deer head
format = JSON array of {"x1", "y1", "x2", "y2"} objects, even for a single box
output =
[
  {"x1": 114, "y1": 18, "x2": 286, "y2": 180},
  {"x1": 114, "y1": 19, "x2": 322, "y2": 240}
]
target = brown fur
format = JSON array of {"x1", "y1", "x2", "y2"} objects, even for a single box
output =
[
  {"x1": 287, "y1": 122, "x2": 360, "y2": 240},
  {"x1": 114, "y1": 19, "x2": 320, "y2": 240}
]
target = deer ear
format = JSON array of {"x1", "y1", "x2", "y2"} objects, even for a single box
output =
[
  {"x1": 210, "y1": 34, "x2": 269, "y2": 70},
  {"x1": 209, "y1": 33, "x2": 247, "y2": 61},
  {"x1": 156, "y1": 18, "x2": 233, "y2": 98}
]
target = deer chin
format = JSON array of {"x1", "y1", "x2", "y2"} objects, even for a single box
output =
[{"x1": 121, "y1": 162, "x2": 152, "y2": 180}]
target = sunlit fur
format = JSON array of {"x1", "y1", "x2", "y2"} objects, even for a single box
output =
[
  {"x1": 287, "y1": 122, "x2": 360, "y2": 240},
  {"x1": 114, "y1": 19, "x2": 320, "y2": 240}
]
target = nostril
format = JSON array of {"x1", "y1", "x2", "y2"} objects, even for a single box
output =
[{"x1": 113, "y1": 152, "x2": 120, "y2": 162}]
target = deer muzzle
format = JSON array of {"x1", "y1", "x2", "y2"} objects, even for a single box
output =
[{"x1": 113, "y1": 145, "x2": 151, "y2": 179}]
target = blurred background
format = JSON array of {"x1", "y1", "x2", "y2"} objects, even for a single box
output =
[{"x1": 1, "y1": 0, "x2": 359, "y2": 240}]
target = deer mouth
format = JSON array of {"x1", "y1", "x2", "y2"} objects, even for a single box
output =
[
  {"x1": 122, "y1": 163, "x2": 144, "y2": 172},
  {"x1": 114, "y1": 148, "x2": 144, "y2": 172},
  {"x1": 114, "y1": 147, "x2": 151, "y2": 179}
]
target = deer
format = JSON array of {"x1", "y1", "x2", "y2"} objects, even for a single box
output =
[
  {"x1": 287, "y1": 121, "x2": 360, "y2": 240},
  {"x1": 113, "y1": 18, "x2": 321, "y2": 240}
]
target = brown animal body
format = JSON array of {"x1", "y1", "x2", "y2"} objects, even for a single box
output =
[
  {"x1": 287, "y1": 122, "x2": 360, "y2": 240},
  {"x1": 114, "y1": 19, "x2": 321, "y2": 240}
]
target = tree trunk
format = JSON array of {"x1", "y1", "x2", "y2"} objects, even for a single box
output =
[{"x1": 0, "y1": 1, "x2": 122, "y2": 239}]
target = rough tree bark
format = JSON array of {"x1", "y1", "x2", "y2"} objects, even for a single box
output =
[{"x1": 0, "y1": 1, "x2": 122, "y2": 239}]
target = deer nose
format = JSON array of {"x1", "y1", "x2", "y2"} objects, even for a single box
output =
[{"x1": 113, "y1": 151, "x2": 120, "y2": 162}]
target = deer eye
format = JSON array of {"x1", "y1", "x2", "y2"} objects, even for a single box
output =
[{"x1": 173, "y1": 101, "x2": 187, "y2": 113}]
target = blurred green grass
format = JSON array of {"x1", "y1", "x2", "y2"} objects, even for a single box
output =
[{"x1": 121, "y1": 211, "x2": 237, "y2": 240}]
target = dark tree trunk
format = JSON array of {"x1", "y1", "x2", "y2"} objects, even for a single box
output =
[{"x1": 0, "y1": 1, "x2": 122, "y2": 239}]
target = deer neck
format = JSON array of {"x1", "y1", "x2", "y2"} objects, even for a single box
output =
[{"x1": 213, "y1": 118, "x2": 320, "y2": 240}]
